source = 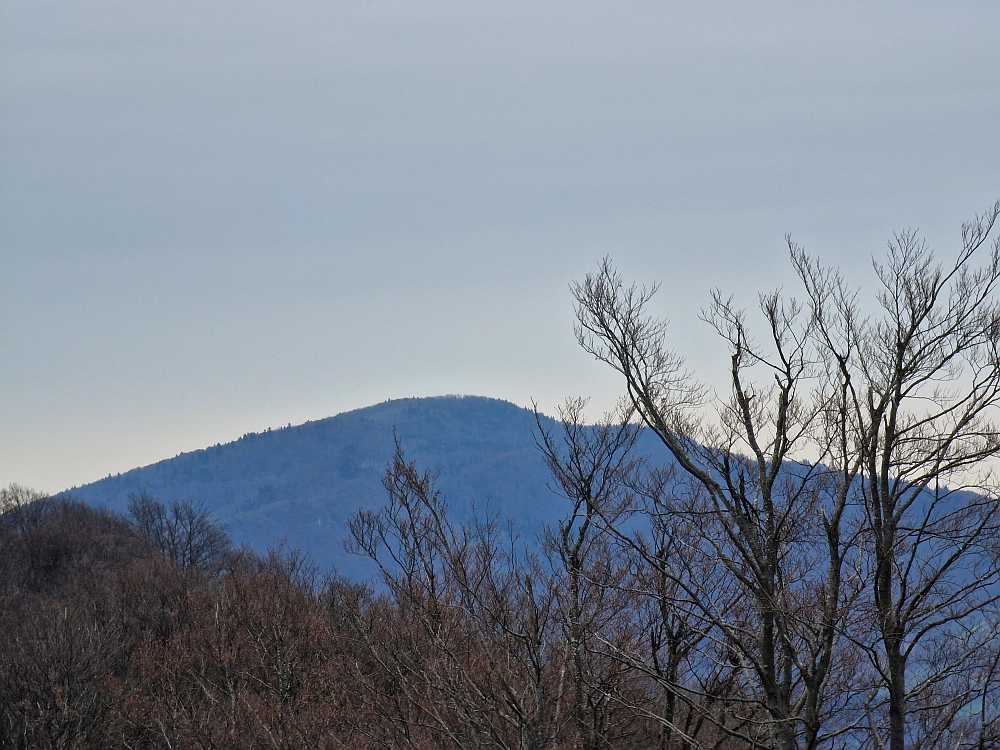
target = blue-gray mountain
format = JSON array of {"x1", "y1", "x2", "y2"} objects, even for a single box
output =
[{"x1": 65, "y1": 396, "x2": 666, "y2": 578}]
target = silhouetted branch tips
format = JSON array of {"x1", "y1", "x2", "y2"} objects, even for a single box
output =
[
  {"x1": 4, "y1": 203, "x2": 1000, "y2": 749},
  {"x1": 570, "y1": 201, "x2": 1000, "y2": 750},
  {"x1": 127, "y1": 489, "x2": 232, "y2": 573}
]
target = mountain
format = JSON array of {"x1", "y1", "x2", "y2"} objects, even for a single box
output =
[{"x1": 65, "y1": 396, "x2": 662, "y2": 577}]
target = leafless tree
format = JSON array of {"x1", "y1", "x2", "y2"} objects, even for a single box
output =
[
  {"x1": 127, "y1": 490, "x2": 232, "y2": 574},
  {"x1": 572, "y1": 201, "x2": 1000, "y2": 750},
  {"x1": 618, "y1": 470, "x2": 773, "y2": 749},
  {"x1": 0, "y1": 498, "x2": 147, "y2": 749},
  {"x1": 349, "y1": 440, "x2": 564, "y2": 750},
  {"x1": 535, "y1": 398, "x2": 646, "y2": 749},
  {"x1": 0, "y1": 483, "x2": 49, "y2": 533},
  {"x1": 536, "y1": 398, "x2": 757, "y2": 748},
  {"x1": 792, "y1": 202, "x2": 1000, "y2": 750},
  {"x1": 572, "y1": 260, "x2": 866, "y2": 748}
]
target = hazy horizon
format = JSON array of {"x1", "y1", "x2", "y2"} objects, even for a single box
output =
[{"x1": 4, "y1": 1, "x2": 998, "y2": 493}]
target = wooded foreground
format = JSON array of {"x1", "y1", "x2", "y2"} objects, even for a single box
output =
[
  {"x1": 0, "y1": 485, "x2": 739, "y2": 750},
  {"x1": 2, "y1": 442, "x2": 1000, "y2": 750},
  {"x1": 6, "y1": 203, "x2": 1000, "y2": 750}
]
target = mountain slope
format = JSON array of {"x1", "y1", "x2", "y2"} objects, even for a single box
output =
[{"x1": 65, "y1": 396, "x2": 620, "y2": 576}]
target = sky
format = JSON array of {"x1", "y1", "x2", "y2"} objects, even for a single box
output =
[{"x1": 2, "y1": 1, "x2": 999, "y2": 493}]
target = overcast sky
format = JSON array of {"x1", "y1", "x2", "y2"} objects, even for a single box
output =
[{"x1": 3, "y1": 0, "x2": 998, "y2": 493}]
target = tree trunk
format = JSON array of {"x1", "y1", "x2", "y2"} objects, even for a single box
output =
[{"x1": 886, "y1": 641, "x2": 906, "y2": 750}]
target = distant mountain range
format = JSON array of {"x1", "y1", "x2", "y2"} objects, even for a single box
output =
[{"x1": 64, "y1": 396, "x2": 668, "y2": 577}]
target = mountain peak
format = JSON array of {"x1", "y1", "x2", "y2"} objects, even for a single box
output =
[{"x1": 65, "y1": 396, "x2": 561, "y2": 576}]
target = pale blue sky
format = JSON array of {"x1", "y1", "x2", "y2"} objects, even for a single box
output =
[{"x1": 3, "y1": 0, "x2": 999, "y2": 492}]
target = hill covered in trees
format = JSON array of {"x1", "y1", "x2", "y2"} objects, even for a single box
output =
[
  {"x1": 63, "y1": 396, "x2": 663, "y2": 576},
  {"x1": 13, "y1": 203, "x2": 1000, "y2": 749}
]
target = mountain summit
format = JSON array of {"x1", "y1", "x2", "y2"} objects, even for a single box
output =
[{"x1": 65, "y1": 396, "x2": 573, "y2": 575}]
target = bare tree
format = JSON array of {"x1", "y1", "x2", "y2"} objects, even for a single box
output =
[
  {"x1": 572, "y1": 201, "x2": 1000, "y2": 750},
  {"x1": 535, "y1": 398, "x2": 645, "y2": 749},
  {"x1": 572, "y1": 263, "x2": 865, "y2": 748},
  {"x1": 536, "y1": 399, "x2": 755, "y2": 749},
  {"x1": 0, "y1": 483, "x2": 49, "y2": 533},
  {"x1": 127, "y1": 490, "x2": 232, "y2": 574},
  {"x1": 348, "y1": 441, "x2": 564, "y2": 750},
  {"x1": 792, "y1": 202, "x2": 1000, "y2": 750},
  {"x1": 618, "y1": 469, "x2": 772, "y2": 749},
  {"x1": 0, "y1": 498, "x2": 149, "y2": 749}
]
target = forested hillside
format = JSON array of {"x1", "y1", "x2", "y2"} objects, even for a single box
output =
[
  {"x1": 18, "y1": 203, "x2": 1000, "y2": 749},
  {"x1": 63, "y1": 396, "x2": 663, "y2": 576}
]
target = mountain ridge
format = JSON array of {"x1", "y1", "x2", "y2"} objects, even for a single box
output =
[{"x1": 62, "y1": 396, "x2": 598, "y2": 576}]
